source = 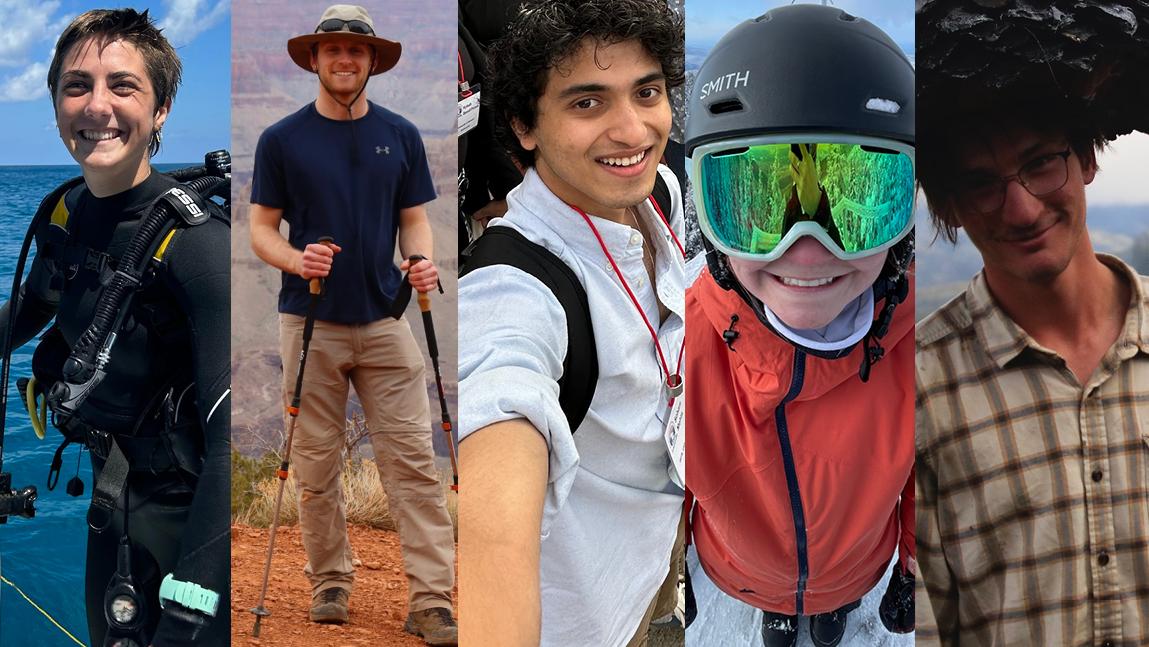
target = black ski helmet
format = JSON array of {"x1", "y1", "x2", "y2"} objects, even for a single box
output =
[
  {"x1": 686, "y1": 4, "x2": 914, "y2": 380},
  {"x1": 685, "y1": 4, "x2": 914, "y2": 155}
]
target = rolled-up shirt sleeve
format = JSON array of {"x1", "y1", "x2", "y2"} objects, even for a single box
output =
[{"x1": 459, "y1": 260, "x2": 581, "y2": 534}]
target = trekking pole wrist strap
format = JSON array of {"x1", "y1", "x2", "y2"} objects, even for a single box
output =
[{"x1": 159, "y1": 573, "x2": 220, "y2": 617}]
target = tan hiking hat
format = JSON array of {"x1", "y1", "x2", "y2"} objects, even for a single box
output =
[{"x1": 287, "y1": 4, "x2": 401, "y2": 75}]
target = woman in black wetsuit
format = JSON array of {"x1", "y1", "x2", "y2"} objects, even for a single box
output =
[{"x1": 0, "y1": 9, "x2": 229, "y2": 645}]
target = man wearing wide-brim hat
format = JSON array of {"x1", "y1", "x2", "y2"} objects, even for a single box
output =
[{"x1": 249, "y1": 4, "x2": 457, "y2": 645}]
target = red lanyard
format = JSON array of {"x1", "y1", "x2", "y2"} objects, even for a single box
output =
[
  {"x1": 457, "y1": 52, "x2": 472, "y2": 97},
  {"x1": 568, "y1": 193, "x2": 685, "y2": 403}
]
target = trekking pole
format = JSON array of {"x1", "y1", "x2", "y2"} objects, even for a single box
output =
[
  {"x1": 251, "y1": 237, "x2": 335, "y2": 637},
  {"x1": 408, "y1": 255, "x2": 459, "y2": 492}
]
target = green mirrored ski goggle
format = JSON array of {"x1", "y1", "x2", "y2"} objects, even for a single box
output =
[{"x1": 689, "y1": 135, "x2": 916, "y2": 261}]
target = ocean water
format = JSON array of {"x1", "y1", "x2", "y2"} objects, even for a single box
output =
[{"x1": 0, "y1": 164, "x2": 193, "y2": 646}]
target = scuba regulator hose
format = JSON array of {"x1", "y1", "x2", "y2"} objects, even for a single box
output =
[
  {"x1": 49, "y1": 172, "x2": 229, "y2": 420},
  {"x1": 2, "y1": 150, "x2": 229, "y2": 520}
]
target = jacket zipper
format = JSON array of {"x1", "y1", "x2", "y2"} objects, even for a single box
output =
[{"x1": 773, "y1": 349, "x2": 809, "y2": 614}]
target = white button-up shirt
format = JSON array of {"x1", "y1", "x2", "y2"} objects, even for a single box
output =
[{"x1": 460, "y1": 165, "x2": 685, "y2": 647}]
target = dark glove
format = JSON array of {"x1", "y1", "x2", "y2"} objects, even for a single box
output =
[{"x1": 878, "y1": 562, "x2": 914, "y2": 633}]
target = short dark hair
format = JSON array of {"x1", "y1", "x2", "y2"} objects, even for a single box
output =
[
  {"x1": 48, "y1": 9, "x2": 182, "y2": 157},
  {"x1": 486, "y1": 0, "x2": 685, "y2": 168},
  {"x1": 917, "y1": 93, "x2": 1106, "y2": 244}
]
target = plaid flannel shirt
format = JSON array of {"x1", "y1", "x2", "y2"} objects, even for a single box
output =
[{"x1": 915, "y1": 254, "x2": 1149, "y2": 647}]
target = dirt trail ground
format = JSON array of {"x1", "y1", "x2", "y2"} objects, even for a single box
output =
[{"x1": 232, "y1": 524, "x2": 455, "y2": 646}]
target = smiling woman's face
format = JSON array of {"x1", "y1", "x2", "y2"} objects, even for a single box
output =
[
  {"x1": 729, "y1": 237, "x2": 886, "y2": 330},
  {"x1": 54, "y1": 37, "x2": 167, "y2": 196}
]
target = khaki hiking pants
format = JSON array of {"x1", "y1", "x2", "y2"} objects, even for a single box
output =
[{"x1": 280, "y1": 314, "x2": 455, "y2": 612}]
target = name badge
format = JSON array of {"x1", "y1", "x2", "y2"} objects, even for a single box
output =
[
  {"x1": 458, "y1": 86, "x2": 481, "y2": 136},
  {"x1": 664, "y1": 392, "x2": 685, "y2": 489}
]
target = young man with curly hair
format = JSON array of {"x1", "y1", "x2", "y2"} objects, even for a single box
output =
[{"x1": 457, "y1": 1, "x2": 686, "y2": 645}]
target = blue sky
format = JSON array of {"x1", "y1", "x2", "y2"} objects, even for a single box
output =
[{"x1": 0, "y1": 0, "x2": 229, "y2": 165}]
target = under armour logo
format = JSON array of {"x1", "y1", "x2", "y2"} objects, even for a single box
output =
[{"x1": 376, "y1": 146, "x2": 390, "y2": 155}]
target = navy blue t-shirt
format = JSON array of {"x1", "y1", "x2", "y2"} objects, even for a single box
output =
[{"x1": 251, "y1": 101, "x2": 437, "y2": 323}]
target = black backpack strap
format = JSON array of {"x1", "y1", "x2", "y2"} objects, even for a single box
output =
[
  {"x1": 651, "y1": 170, "x2": 672, "y2": 218},
  {"x1": 461, "y1": 227, "x2": 598, "y2": 432}
]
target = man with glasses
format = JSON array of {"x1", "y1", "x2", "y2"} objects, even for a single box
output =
[
  {"x1": 915, "y1": 36, "x2": 1149, "y2": 647},
  {"x1": 248, "y1": 5, "x2": 457, "y2": 644}
]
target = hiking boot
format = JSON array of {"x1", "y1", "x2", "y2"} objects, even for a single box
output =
[
  {"x1": 310, "y1": 587, "x2": 350, "y2": 624},
  {"x1": 761, "y1": 610, "x2": 798, "y2": 647},
  {"x1": 404, "y1": 606, "x2": 458, "y2": 646},
  {"x1": 809, "y1": 600, "x2": 861, "y2": 647}
]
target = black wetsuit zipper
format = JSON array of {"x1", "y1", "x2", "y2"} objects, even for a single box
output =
[{"x1": 773, "y1": 349, "x2": 809, "y2": 614}]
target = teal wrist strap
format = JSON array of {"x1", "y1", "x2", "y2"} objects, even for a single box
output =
[{"x1": 159, "y1": 573, "x2": 220, "y2": 617}]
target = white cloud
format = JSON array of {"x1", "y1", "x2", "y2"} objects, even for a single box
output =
[
  {"x1": 0, "y1": 0, "x2": 61, "y2": 66},
  {"x1": 158, "y1": 0, "x2": 229, "y2": 48},
  {"x1": 0, "y1": 0, "x2": 229, "y2": 103},
  {"x1": 0, "y1": 60, "x2": 48, "y2": 102}
]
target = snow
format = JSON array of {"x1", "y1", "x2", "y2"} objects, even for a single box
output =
[{"x1": 686, "y1": 548, "x2": 914, "y2": 646}]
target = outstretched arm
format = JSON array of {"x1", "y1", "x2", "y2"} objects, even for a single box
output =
[{"x1": 459, "y1": 419, "x2": 547, "y2": 647}]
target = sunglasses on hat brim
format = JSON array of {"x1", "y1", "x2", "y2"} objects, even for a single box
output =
[
  {"x1": 689, "y1": 134, "x2": 916, "y2": 262},
  {"x1": 316, "y1": 18, "x2": 374, "y2": 35}
]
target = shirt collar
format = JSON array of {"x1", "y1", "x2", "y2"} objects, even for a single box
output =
[
  {"x1": 1109, "y1": 253, "x2": 1149, "y2": 356},
  {"x1": 966, "y1": 253, "x2": 1149, "y2": 370},
  {"x1": 507, "y1": 167, "x2": 671, "y2": 261}
]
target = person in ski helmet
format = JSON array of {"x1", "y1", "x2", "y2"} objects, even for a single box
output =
[{"x1": 683, "y1": 5, "x2": 916, "y2": 646}]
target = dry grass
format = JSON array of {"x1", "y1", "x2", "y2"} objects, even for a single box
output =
[
  {"x1": 235, "y1": 457, "x2": 458, "y2": 535},
  {"x1": 232, "y1": 413, "x2": 458, "y2": 534}
]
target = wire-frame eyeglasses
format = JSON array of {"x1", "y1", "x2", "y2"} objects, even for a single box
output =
[{"x1": 953, "y1": 148, "x2": 1072, "y2": 214}]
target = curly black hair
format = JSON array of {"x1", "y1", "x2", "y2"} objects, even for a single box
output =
[{"x1": 485, "y1": 0, "x2": 685, "y2": 169}]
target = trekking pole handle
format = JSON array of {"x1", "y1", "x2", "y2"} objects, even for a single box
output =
[
  {"x1": 407, "y1": 253, "x2": 432, "y2": 312},
  {"x1": 310, "y1": 237, "x2": 336, "y2": 295},
  {"x1": 406, "y1": 254, "x2": 443, "y2": 307}
]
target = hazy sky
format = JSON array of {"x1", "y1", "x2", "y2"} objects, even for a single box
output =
[
  {"x1": 1088, "y1": 132, "x2": 1149, "y2": 206},
  {"x1": 0, "y1": 0, "x2": 229, "y2": 165}
]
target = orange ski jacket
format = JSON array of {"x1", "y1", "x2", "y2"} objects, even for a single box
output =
[{"x1": 686, "y1": 268, "x2": 915, "y2": 615}]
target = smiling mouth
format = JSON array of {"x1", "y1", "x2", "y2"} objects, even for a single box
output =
[
  {"x1": 1002, "y1": 222, "x2": 1055, "y2": 244},
  {"x1": 79, "y1": 129, "x2": 123, "y2": 142},
  {"x1": 597, "y1": 149, "x2": 647, "y2": 168},
  {"x1": 333, "y1": 71, "x2": 357, "y2": 77},
  {"x1": 777, "y1": 275, "x2": 838, "y2": 288}
]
